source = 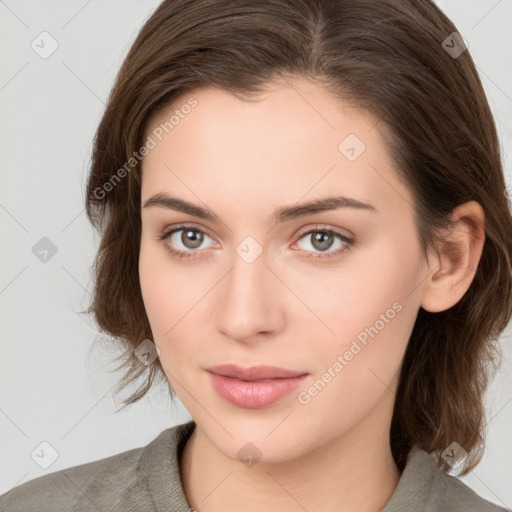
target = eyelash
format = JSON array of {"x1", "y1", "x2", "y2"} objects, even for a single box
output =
[{"x1": 158, "y1": 223, "x2": 355, "y2": 261}]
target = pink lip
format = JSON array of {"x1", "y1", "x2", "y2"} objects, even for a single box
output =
[{"x1": 206, "y1": 364, "x2": 308, "y2": 409}]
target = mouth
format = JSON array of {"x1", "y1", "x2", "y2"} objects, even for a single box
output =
[{"x1": 206, "y1": 364, "x2": 309, "y2": 409}]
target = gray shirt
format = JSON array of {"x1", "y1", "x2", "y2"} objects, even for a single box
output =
[{"x1": 0, "y1": 420, "x2": 508, "y2": 511}]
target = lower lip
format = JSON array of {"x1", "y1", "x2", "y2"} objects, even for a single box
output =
[{"x1": 208, "y1": 372, "x2": 308, "y2": 409}]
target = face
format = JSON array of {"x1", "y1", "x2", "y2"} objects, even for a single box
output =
[{"x1": 139, "y1": 76, "x2": 429, "y2": 464}]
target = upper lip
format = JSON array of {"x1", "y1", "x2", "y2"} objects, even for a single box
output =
[{"x1": 207, "y1": 364, "x2": 308, "y2": 381}]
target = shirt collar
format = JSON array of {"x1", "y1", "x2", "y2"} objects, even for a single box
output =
[
  {"x1": 381, "y1": 444, "x2": 445, "y2": 511},
  {"x1": 139, "y1": 420, "x2": 444, "y2": 511},
  {"x1": 139, "y1": 419, "x2": 196, "y2": 511}
]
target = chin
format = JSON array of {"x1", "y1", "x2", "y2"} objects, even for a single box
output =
[{"x1": 194, "y1": 412, "x2": 315, "y2": 465}]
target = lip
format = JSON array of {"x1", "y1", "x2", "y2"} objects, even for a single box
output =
[
  {"x1": 207, "y1": 364, "x2": 307, "y2": 380},
  {"x1": 206, "y1": 364, "x2": 309, "y2": 409}
]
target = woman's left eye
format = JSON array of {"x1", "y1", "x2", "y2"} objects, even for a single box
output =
[
  {"x1": 158, "y1": 225, "x2": 355, "y2": 261},
  {"x1": 293, "y1": 227, "x2": 355, "y2": 260}
]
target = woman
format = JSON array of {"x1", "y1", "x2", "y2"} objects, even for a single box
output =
[{"x1": 2, "y1": 0, "x2": 511, "y2": 510}]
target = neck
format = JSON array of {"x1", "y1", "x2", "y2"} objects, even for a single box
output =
[{"x1": 180, "y1": 413, "x2": 401, "y2": 512}]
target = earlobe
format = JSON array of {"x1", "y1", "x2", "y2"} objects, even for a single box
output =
[{"x1": 420, "y1": 201, "x2": 485, "y2": 313}]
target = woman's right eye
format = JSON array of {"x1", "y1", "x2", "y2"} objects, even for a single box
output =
[{"x1": 159, "y1": 226, "x2": 217, "y2": 260}]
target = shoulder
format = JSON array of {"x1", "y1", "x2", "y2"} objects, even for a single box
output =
[
  {"x1": 439, "y1": 470, "x2": 510, "y2": 511},
  {"x1": 383, "y1": 445, "x2": 509, "y2": 511},
  {"x1": 402, "y1": 446, "x2": 509, "y2": 511},
  {"x1": 0, "y1": 422, "x2": 195, "y2": 512},
  {"x1": 0, "y1": 443, "x2": 148, "y2": 511}
]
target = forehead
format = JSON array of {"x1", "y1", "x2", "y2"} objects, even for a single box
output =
[{"x1": 141, "y1": 79, "x2": 413, "y2": 219}]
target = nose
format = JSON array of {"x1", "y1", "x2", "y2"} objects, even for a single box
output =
[{"x1": 214, "y1": 242, "x2": 286, "y2": 344}]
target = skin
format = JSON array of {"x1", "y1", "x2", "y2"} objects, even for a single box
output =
[{"x1": 138, "y1": 76, "x2": 485, "y2": 512}]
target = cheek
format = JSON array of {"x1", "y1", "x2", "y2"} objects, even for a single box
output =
[
  {"x1": 289, "y1": 235, "x2": 421, "y2": 393},
  {"x1": 294, "y1": 274, "x2": 416, "y2": 436},
  {"x1": 138, "y1": 239, "x2": 213, "y2": 368},
  {"x1": 139, "y1": 240, "x2": 185, "y2": 338},
  {"x1": 287, "y1": 236, "x2": 419, "y2": 344}
]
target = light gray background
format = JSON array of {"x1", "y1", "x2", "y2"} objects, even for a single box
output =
[{"x1": 1, "y1": 0, "x2": 511, "y2": 507}]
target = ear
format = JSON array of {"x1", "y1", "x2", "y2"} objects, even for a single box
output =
[{"x1": 420, "y1": 201, "x2": 485, "y2": 313}]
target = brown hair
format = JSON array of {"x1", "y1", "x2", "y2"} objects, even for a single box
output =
[{"x1": 84, "y1": 0, "x2": 512, "y2": 474}]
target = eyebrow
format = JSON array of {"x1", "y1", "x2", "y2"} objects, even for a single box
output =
[{"x1": 142, "y1": 192, "x2": 377, "y2": 224}]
